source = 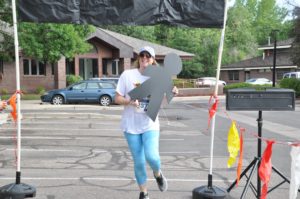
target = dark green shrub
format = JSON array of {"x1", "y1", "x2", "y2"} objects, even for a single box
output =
[
  {"x1": 224, "y1": 82, "x2": 273, "y2": 92},
  {"x1": 279, "y1": 78, "x2": 300, "y2": 97},
  {"x1": 66, "y1": 75, "x2": 82, "y2": 86}
]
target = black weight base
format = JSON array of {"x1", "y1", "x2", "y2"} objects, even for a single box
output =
[
  {"x1": 193, "y1": 185, "x2": 227, "y2": 199},
  {"x1": 0, "y1": 183, "x2": 36, "y2": 199}
]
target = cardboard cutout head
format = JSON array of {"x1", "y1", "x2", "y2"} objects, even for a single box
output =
[{"x1": 164, "y1": 53, "x2": 182, "y2": 75}]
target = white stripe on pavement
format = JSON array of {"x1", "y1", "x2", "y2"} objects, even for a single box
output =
[
  {"x1": 0, "y1": 136, "x2": 184, "y2": 141},
  {"x1": 0, "y1": 177, "x2": 233, "y2": 182},
  {"x1": 0, "y1": 128, "x2": 120, "y2": 131},
  {"x1": 2, "y1": 148, "x2": 230, "y2": 157}
]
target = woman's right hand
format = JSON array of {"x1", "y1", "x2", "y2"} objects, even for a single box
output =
[{"x1": 129, "y1": 99, "x2": 139, "y2": 107}]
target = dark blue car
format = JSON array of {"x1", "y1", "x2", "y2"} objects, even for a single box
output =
[{"x1": 41, "y1": 80, "x2": 116, "y2": 106}]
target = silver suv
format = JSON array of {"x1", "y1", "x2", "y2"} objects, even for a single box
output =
[{"x1": 283, "y1": 72, "x2": 300, "y2": 79}]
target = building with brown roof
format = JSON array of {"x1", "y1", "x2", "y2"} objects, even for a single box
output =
[
  {"x1": 220, "y1": 38, "x2": 298, "y2": 84},
  {"x1": 0, "y1": 28, "x2": 194, "y2": 93}
]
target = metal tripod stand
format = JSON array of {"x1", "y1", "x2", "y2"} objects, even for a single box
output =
[{"x1": 227, "y1": 111, "x2": 298, "y2": 199}]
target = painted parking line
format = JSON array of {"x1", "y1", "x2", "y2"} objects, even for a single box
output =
[
  {"x1": 0, "y1": 177, "x2": 233, "y2": 182},
  {"x1": 2, "y1": 148, "x2": 229, "y2": 157},
  {"x1": 9, "y1": 121, "x2": 120, "y2": 124},
  {"x1": 0, "y1": 128, "x2": 120, "y2": 131},
  {"x1": 0, "y1": 136, "x2": 184, "y2": 141}
]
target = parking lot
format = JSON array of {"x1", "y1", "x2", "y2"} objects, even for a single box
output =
[{"x1": 0, "y1": 97, "x2": 299, "y2": 199}]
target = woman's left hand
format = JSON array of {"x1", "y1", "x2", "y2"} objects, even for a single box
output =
[{"x1": 0, "y1": 101, "x2": 7, "y2": 110}]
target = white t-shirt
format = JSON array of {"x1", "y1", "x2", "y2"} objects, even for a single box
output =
[{"x1": 116, "y1": 68, "x2": 159, "y2": 134}]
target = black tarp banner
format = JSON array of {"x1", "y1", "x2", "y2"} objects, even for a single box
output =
[{"x1": 18, "y1": 0, "x2": 225, "y2": 28}]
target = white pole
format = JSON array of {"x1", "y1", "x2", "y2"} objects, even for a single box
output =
[
  {"x1": 209, "y1": 0, "x2": 229, "y2": 176},
  {"x1": 11, "y1": 0, "x2": 22, "y2": 175}
]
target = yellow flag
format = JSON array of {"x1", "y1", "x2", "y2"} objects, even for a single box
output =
[{"x1": 227, "y1": 121, "x2": 240, "y2": 168}]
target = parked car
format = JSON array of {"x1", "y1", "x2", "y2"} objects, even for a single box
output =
[
  {"x1": 245, "y1": 78, "x2": 273, "y2": 85},
  {"x1": 282, "y1": 72, "x2": 300, "y2": 79},
  {"x1": 89, "y1": 77, "x2": 119, "y2": 85},
  {"x1": 41, "y1": 80, "x2": 116, "y2": 106},
  {"x1": 195, "y1": 77, "x2": 226, "y2": 87}
]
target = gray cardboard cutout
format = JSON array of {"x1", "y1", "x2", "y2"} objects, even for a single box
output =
[{"x1": 129, "y1": 53, "x2": 182, "y2": 121}]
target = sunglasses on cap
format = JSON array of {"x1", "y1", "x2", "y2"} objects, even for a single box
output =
[{"x1": 139, "y1": 52, "x2": 151, "y2": 58}]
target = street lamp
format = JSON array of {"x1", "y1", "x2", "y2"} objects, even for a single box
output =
[{"x1": 272, "y1": 29, "x2": 279, "y2": 87}]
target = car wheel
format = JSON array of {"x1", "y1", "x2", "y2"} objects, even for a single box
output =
[
  {"x1": 99, "y1": 95, "x2": 111, "y2": 106},
  {"x1": 52, "y1": 95, "x2": 64, "y2": 105}
]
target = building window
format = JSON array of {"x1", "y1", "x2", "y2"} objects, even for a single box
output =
[
  {"x1": 112, "y1": 61, "x2": 116, "y2": 75},
  {"x1": 66, "y1": 58, "x2": 75, "y2": 75},
  {"x1": 31, "y1": 60, "x2": 37, "y2": 75},
  {"x1": 23, "y1": 59, "x2": 30, "y2": 75},
  {"x1": 51, "y1": 63, "x2": 55, "y2": 75},
  {"x1": 0, "y1": 60, "x2": 3, "y2": 74},
  {"x1": 0, "y1": 60, "x2": 3, "y2": 80},
  {"x1": 23, "y1": 59, "x2": 46, "y2": 75},
  {"x1": 39, "y1": 62, "x2": 46, "y2": 75},
  {"x1": 228, "y1": 70, "x2": 239, "y2": 80},
  {"x1": 112, "y1": 59, "x2": 119, "y2": 75}
]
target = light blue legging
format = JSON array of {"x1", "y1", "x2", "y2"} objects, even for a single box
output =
[{"x1": 124, "y1": 130, "x2": 161, "y2": 185}]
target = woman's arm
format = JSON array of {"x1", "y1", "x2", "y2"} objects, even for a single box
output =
[
  {"x1": 115, "y1": 93, "x2": 139, "y2": 106},
  {"x1": 115, "y1": 92, "x2": 130, "y2": 105}
]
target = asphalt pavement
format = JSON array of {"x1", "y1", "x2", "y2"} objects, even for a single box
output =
[{"x1": 0, "y1": 96, "x2": 299, "y2": 199}]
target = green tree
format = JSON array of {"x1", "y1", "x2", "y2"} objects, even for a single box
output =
[
  {"x1": 19, "y1": 23, "x2": 95, "y2": 64},
  {"x1": 254, "y1": 0, "x2": 290, "y2": 44},
  {"x1": 0, "y1": 0, "x2": 13, "y2": 61},
  {"x1": 167, "y1": 28, "x2": 220, "y2": 78},
  {"x1": 194, "y1": 29, "x2": 220, "y2": 77},
  {"x1": 154, "y1": 24, "x2": 169, "y2": 45},
  {"x1": 224, "y1": 3, "x2": 258, "y2": 64},
  {"x1": 292, "y1": 7, "x2": 300, "y2": 67},
  {"x1": 0, "y1": 0, "x2": 11, "y2": 23},
  {"x1": 0, "y1": 32, "x2": 13, "y2": 61},
  {"x1": 245, "y1": 0, "x2": 259, "y2": 21}
]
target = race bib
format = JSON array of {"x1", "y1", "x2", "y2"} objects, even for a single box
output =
[{"x1": 135, "y1": 98, "x2": 149, "y2": 113}]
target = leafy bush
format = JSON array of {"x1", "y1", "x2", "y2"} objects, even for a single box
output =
[
  {"x1": 35, "y1": 86, "x2": 46, "y2": 95},
  {"x1": 173, "y1": 79, "x2": 194, "y2": 88},
  {"x1": 0, "y1": 94, "x2": 41, "y2": 100},
  {"x1": 66, "y1": 75, "x2": 83, "y2": 86},
  {"x1": 279, "y1": 78, "x2": 300, "y2": 97}
]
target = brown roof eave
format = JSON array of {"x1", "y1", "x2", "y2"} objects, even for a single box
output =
[{"x1": 87, "y1": 31, "x2": 134, "y2": 58}]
